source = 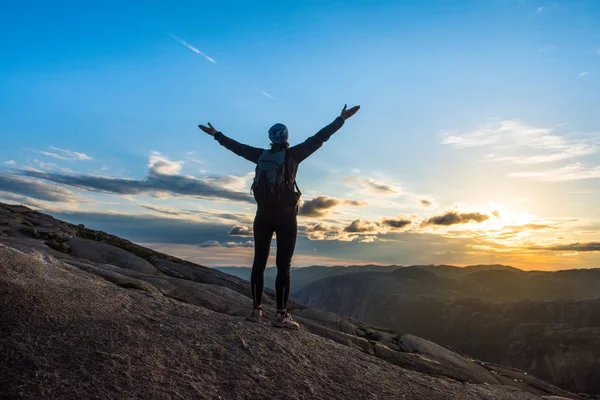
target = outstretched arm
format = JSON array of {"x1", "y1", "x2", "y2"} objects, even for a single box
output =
[
  {"x1": 199, "y1": 122, "x2": 263, "y2": 164},
  {"x1": 290, "y1": 104, "x2": 360, "y2": 163}
]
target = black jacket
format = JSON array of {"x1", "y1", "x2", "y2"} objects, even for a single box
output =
[{"x1": 214, "y1": 117, "x2": 345, "y2": 208}]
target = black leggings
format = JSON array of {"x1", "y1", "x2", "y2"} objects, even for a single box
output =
[{"x1": 250, "y1": 208, "x2": 297, "y2": 310}]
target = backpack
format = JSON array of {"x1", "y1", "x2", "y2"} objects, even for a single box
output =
[{"x1": 251, "y1": 149, "x2": 301, "y2": 207}]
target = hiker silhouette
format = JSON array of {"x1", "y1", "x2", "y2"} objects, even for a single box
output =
[{"x1": 199, "y1": 104, "x2": 360, "y2": 329}]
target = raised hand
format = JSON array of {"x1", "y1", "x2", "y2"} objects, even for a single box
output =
[
  {"x1": 199, "y1": 122, "x2": 217, "y2": 136},
  {"x1": 340, "y1": 104, "x2": 360, "y2": 120}
]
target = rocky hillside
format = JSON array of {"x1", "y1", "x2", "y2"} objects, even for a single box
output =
[
  {"x1": 295, "y1": 267, "x2": 600, "y2": 395},
  {"x1": 0, "y1": 202, "x2": 587, "y2": 399}
]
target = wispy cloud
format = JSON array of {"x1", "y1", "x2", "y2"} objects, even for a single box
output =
[
  {"x1": 535, "y1": 6, "x2": 544, "y2": 14},
  {"x1": 4, "y1": 160, "x2": 16, "y2": 166},
  {"x1": 32, "y1": 147, "x2": 92, "y2": 162},
  {"x1": 580, "y1": 72, "x2": 588, "y2": 77},
  {"x1": 510, "y1": 163, "x2": 600, "y2": 181},
  {"x1": 169, "y1": 34, "x2": 217, "y2": 64},
  {"x1": 442, "y1": 120, "x2": 599, "y2": 166},
  {"x1": 343, "y1": 177, "x2": 400, "y2": 195},
  {"x1": 539, "y1": 45, "x2": 557, "y2": 52}
]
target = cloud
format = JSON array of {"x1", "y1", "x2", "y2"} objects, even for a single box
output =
[
  {"x1": 298, "y1": 196, "x2": 366, "y2": 218},
  {"x1": 137, "y1": 204, "x2": 253, "y2": 225},
  {"x1": 442, "y1": 120, "x2": 598, "y2": 170},
  {"x1": 33, "y1": 147, "x2": 92, "y2": 162},
  {"x1": 510, "y1": 163, "x2": 600, "y2": 181},
  {"x1": 536, "y1": 6, "x2": 544, "y2": 13},
  {"x1": 344, "y1": 219, "x2": 380, "y2": 233},
  {"x1": 4, "y1": 160, "x2": 16, "y2": 166},
  {"x1": 580, "y1": 72, "x2": 588, "y2": 77},
  {"x1": 483, "y1": 223, "x2": 561, "y2": 241},
  {"x1": 343, "y1": 177, "x2": 398, "y2": 195},
  {"x1": 199, "y1": 240, "x2": 254, "y2": 248},
  {"x1": 596, "y1": 48, "x2": 600, "y2": 56},
  {"x1": 0, "y1": 191, "x2": 52, "y2": 208},
  {"x1": 148, "y1": 151, "x2": 183, "y2": 175},
  {"x1": 17, "y1": 152, "x2": 253, "y2": 203},
  {"x1": 307, "y1": 223, "x2": 336, "y2": 233},
  {"x1": 381, "y1": 217, "x2": 413, "y2": 230},
  {"x1": 229, "y1": 225, "x2": 252, "y2": 236},
  {"x1": 138, "y1": 204, "x2": 184, "y2": 216},
  {"x1": 0, "y1": 172, "x2": 78, "y2": 203},
  {"x1": 305, "y1": 222, "x2": 341, "y2": 241},
  {"x1": 420, "y1": 199, "x2": 432, "y2": 207},
  {"x1": 421, "y1": 211, "x2": 489, "y2": 226},
  {"x1": 169, "y1": 34, "x2": 217, "y2": 64},
  {"x1": 442, "y1": 120, "x2": 550, "y2": 149},
  {"x1": 531, "y1": 242, "x2": 600, "y2": 252},
  {"x1": 485, "y1": 146, "x2": 596, "y2": 164},
  {"x1": 539, "y1": 45, "x2": 557, "y2": 52}
]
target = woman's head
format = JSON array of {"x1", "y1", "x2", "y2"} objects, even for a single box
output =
[{"x1": 268, "y1": 123, "x2": 289, "y2": 147}]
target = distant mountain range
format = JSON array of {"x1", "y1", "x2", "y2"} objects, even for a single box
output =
[
  {"x1": 292, "y1": 264, "x2": 600, "y2": 394},
  {"x1": 214, "y1": 264, "x2": 401, "y2": 291}
]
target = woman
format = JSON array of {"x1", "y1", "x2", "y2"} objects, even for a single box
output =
[{"x1": 199, "y1": 104, "x2": 360, "y2": 329}]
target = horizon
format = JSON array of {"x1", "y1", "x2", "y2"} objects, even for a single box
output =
[{"x1": 1, "y1": 0, "x2": 599, "y2": 270}]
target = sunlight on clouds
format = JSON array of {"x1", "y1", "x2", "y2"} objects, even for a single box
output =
[{"x1": 148, "y1": 152, "x2": 183, "y2": 175}]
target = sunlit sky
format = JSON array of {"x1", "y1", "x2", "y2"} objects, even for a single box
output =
[{"x1": 1, "y1": 0, "x2": 599, "y2": 269}]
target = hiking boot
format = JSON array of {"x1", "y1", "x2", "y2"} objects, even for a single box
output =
[
  {"x1": 246, "y1": 308, "x2": 263, "y2": 323},
  {"x1": 272, "y1": 311, "x2": 300, "y2": 330}
]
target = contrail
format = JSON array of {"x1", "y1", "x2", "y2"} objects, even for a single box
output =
[
  {"x1": 169, "y1": 34, "x2": 217, "y2": 64},
  {"x1": 260, "y1": 90, "x2": 276, "y2": 100}
]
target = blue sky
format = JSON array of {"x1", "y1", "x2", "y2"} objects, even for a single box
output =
[{"x1": 1, "y1": 0, "x2": 599, "y2": 269}]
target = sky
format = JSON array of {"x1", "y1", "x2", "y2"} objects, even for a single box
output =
[{"x1": 1, "y1": 0, "x2": 599, "y2": 270}]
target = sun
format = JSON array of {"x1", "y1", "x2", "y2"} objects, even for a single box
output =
[{"x1": 487, "y1": 203, "x2": 536, "y2": 228}]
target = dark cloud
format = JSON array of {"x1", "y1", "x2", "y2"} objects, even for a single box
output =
[
  {"x1": 381, "y1": 217, "x2": 412, "y2": 230},
  {"x1": 421, "y1": 211, "x2": 489, "y2": 226},
  {"x1": 139, "y1": 205, "x2": 182, "y2": 215},
  {"x1": 299, "y1": 196, "x2": 365, "y2": 218},
  {"x1": 229, "y1": 225, "x2": 252, "y2": 236},
  {"x1": 344, "y1": 219, "x2": 380, "y2": 233},
  {"x1": 138, "y1": 204, "x2": 253, "y2": 225},
  {"x1": 21, "y1": 169, "x2": 252, "y2": 203},
  {"x1": 0, "y1": 172, "x2": 77, "y2": 202},
  {"x1": 532, "y1": 242, "x2": 600, "y2": 252},
  {"x1": 420, "y1": 199, "x2": 432, "y2": 207}
]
